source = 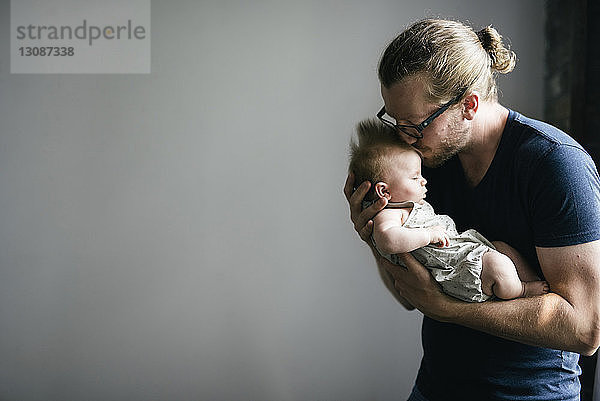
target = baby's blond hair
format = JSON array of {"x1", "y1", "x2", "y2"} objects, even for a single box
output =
[{"x1": 349, "y1": 119, "x2": 420, "y2": 200}]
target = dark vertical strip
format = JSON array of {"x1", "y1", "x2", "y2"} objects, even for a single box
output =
[
  {"x1": 584, "y1": 0, "x2": 600, "y2": 163},
  {"x1": 545, "y1": 0, "x2": 598, "y2": 399},
  {"x1": 579, "y1": 3, "x2": 599, "y2": 399}
]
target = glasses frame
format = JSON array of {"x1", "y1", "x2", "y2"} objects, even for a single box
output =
[{"x1": 377, "y1": 91, "x2": 466, "y2": 139}]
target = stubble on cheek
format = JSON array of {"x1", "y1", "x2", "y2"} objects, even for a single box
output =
[{"x1": 421, "y1": 120, "x2": 469, "y2": 168}]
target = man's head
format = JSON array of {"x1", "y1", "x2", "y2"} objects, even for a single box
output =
[
  {"x1": 378, "y1": 18, "x2": 515, "y2": 104},
  {"x1": 349, "y1": 119, "x2": 427, "y2": 203},
  {"x1": 376, "y1": 19, "x2": 516, "y2": 167}
]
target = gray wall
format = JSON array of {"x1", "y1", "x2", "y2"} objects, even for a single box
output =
[{"x1": 0, "y1": 1, "x2": 544, "y2": 400}]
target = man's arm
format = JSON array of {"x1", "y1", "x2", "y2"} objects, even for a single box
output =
[
  {"x1": 343, "y1": 174, "x2": 415, "y2": 310},
  {"x1": 377, "y1": 260, "x2": 416, "y2": 310},
  {"x1": 386, "y1": 240, "x2": 600, "y2": 355},
  {"x1": 369, "y1": 246, "x2": 415, "y2": 310}
]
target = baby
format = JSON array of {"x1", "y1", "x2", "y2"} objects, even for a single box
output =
[{"x1": 349, "y1": 119, "x2": 549, "y2": 302}]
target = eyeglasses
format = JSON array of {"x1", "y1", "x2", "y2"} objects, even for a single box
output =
[{"x1": 377, "y1": 91, "x2": 465, "y2": 139}]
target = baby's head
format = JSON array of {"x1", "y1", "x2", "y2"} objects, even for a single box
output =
[{"x1": 349, "y1": 119, "x2": 427, "y2": 203}]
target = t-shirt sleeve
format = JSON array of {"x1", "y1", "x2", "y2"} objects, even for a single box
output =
[{"x1": 529, "y1": 144, "x2": 600, "y2": 247}]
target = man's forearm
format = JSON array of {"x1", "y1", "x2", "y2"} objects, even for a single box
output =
[
  {"x1": 370, "y1": 247, "x2": 415, "y2": 310},
  {"x1": 378, "y1": 266, "x2": 415, "y2": 310},
  {"x1": 443, "y1": 292, "x2": 597, "y2": 355},
  {"x1": 387, "y1": 246, "x2": 600, "y2": 356}
]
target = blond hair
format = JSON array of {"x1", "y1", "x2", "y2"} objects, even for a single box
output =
[
  {"x1": 378, "y1": 19, "x2": 516, "y2": 104},
  {"x1": 348, "y1": 119, "x2": 419, "y2": 200}
]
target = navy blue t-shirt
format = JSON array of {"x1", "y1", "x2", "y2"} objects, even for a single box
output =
[{"x1": 416, "y1": 110, "x2": 600, "y2": 401}]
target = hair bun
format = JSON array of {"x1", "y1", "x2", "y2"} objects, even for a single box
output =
[{"x1": 476, "y1": 25, "x2": 516, "y2": 74}]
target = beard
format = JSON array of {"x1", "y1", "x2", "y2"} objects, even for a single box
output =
[{"x1": 418, "y1": 116, "x2": 470, "y2": 168}]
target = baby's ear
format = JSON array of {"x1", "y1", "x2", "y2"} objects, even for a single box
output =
[{"x1": 374, "y1": 182, "x2": 391, "y2": 200}]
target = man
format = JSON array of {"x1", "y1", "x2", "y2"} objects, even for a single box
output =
[{"x1": 344, "y1": 19, "x2": 600, "y2": 400}]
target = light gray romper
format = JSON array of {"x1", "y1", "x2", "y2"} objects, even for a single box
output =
[{"x1": 368, "y1": 200, "x2": 493, "y2": 302}]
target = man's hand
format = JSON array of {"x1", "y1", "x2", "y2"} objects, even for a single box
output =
[
  {"x1": 343, "y1": 173, "x2": 387, "y2": 242},
  {"x1": 345, "y1": 172, "x2": 418, "y2": 311},
  {"x1": 381, "y1": 252, "x2": 457, "y2": 321}
]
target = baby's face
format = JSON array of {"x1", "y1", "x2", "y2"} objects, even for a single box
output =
[{"x1": 384, "y1": 151, "x2": 428, "y2": 203}]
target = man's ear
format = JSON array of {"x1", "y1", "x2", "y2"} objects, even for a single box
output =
[
  {"x1": 462, "y1": 92, "x2": 479, "y2": 120},
  {"x1": 374, "y1": 182, "x2": 391, "y2": 200}
]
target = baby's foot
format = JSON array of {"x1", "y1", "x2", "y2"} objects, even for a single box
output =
[{"x1": 521, "y1": 280, "x2": 550, "y2": 297}]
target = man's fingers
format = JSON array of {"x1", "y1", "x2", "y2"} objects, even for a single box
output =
[
  {"x1": 354, "y1": 196, "x2": 387, "y2": 231},
  {"x1": 348, "y1": 180, "x2": 371, "y2": 213},
  {"x1": 359, "y1": 220, "x2": 374, "y2": 242},
  {"x1": 343, "y1": 173, "x2": 355, "y2": 202},
  {"x1": 344, "y1": 174, "x2": 387, "y2": 242},
  {"x1": 400, "y1": 253, "x2": 433, "y2": 278},
  {"x1": 384, "y1": 253, "x2": 422, "y2": 278}
]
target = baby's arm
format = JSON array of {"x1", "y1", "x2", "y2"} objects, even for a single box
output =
[{"x1": 372, "y1": 210, "x2": 449, "y2": 254}]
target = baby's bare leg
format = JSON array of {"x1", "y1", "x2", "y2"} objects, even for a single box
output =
[
  {"x1": 491, "y1": 241, "x2": 540, "y2": 281},
  {"x1": 480, "y1": 249, "x2": 549, "y2": 299}
]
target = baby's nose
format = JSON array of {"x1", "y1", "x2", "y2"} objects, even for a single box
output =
[{"x1": 421, "y1": 177, "x2": 427, "y2": 186}]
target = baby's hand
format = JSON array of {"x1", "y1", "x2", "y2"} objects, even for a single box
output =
[{"x1": 428, "y1": 226, "x2": 449, "y2": 247}]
